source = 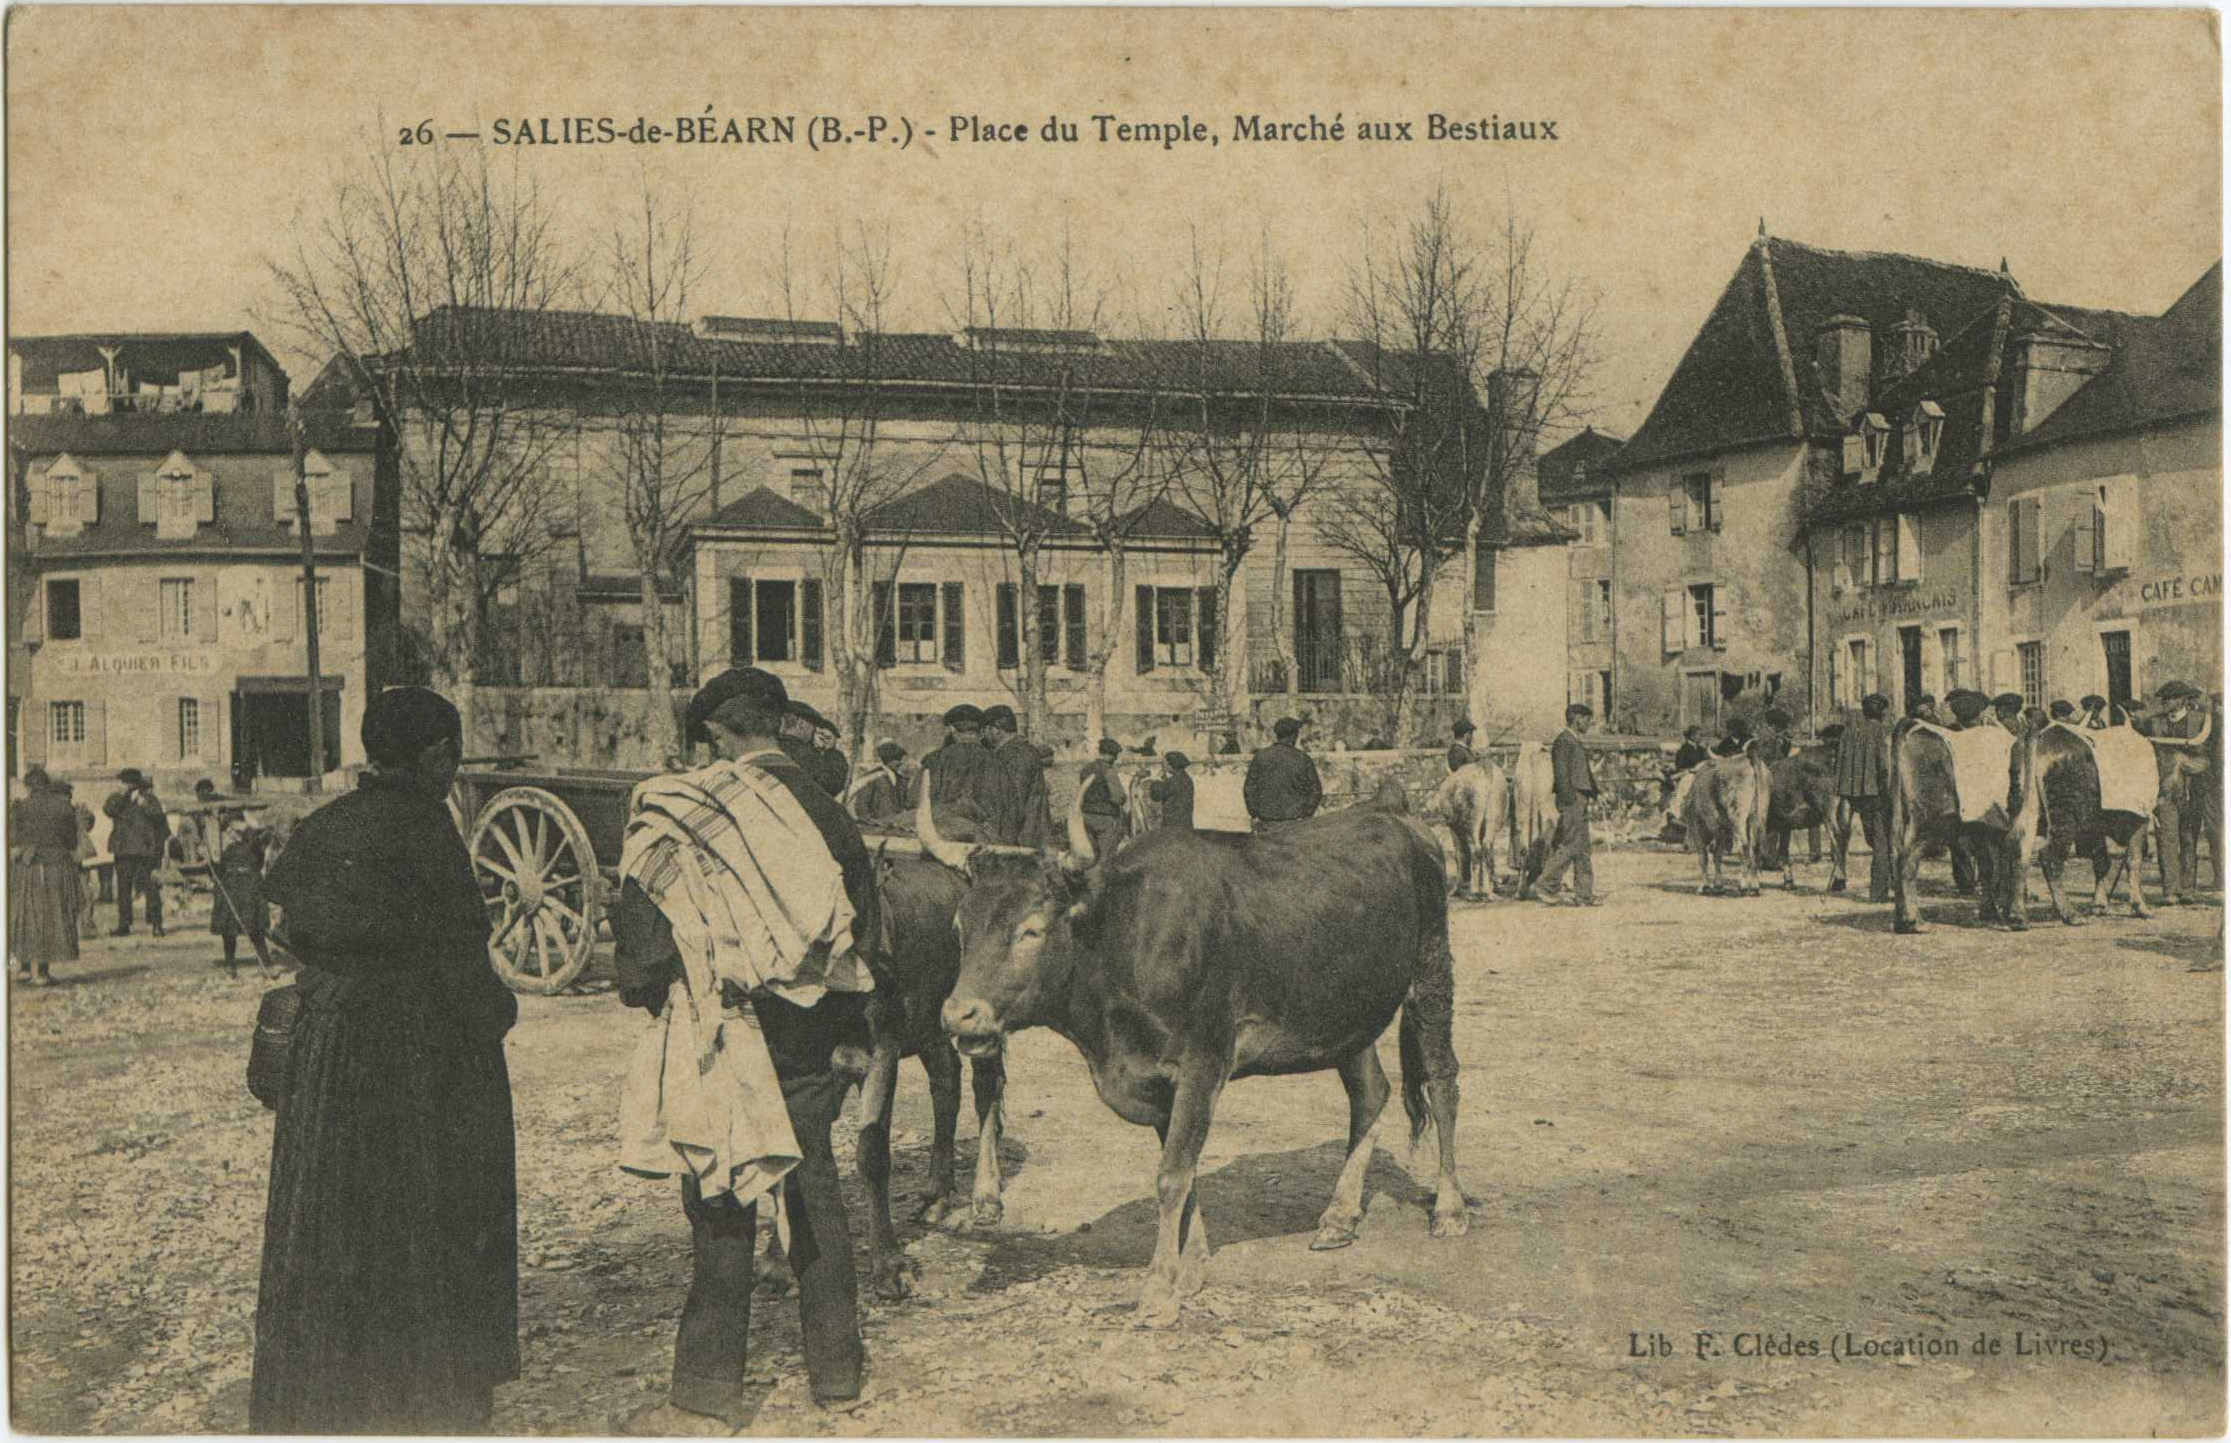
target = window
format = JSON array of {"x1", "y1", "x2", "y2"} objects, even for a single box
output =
[
  {"x1": 1565, "y1": 502, "x2": 1609, "y2": 545},
  {"x1": 1909, "y1": 401, "x2": 1945, "y2": 472},
  {"x1": 1847, "y1": 638, "x2": 1874, "y2": 702},
  {"x1": 177, "y1": 697, "x2": 200, "y2": 761},
  {"x1": 45, "y1": 579, "x2": 80, "y2": 641},
  {"x1": 896, "y1": 583, "x2": 939, "y2": 663},
  {"x1": 1473, "y1": 546, "x2": 1497, "y2": 613},
  {"x1": 1677, "y1": 472, "x2": 1722, "y2": 533},
  {"x1": 787, "y1": 467, "x2": 824, "y2": 509},
  {"x1": 1032, "y1": 468, "x2": 1070, "y2": 514},
  {"x1": 1939, "y1": 627, "x2": 1964, "y2": 691},
  {"x1": 1595, "y1": 580, "x2": 1613, "y2": 642},
  {"x1": 2017, "y1": 641, "x2": 2045, "y2": 711},
  {"x1": 49, "y1": 700, "x2": 85, "y2": 747},
  {"x1": 755, "y1": 580, "x2": 797, "y2": 663},
  {"x1": 1838, "y1": 524, "x2": 1871, "y2": 590},
  {"x1": 160, "y1": 578, "x2": 195, "y2": 640},
  {"x1": 1688, "y1": 583, "x2": 1721, "y2": 649},
  {"x1": 1154, "y1": 588, "x2": 1195, "y2": 667},
  {"x1": 1874, "y1": 516, "x2": 1902, "y2": 585},
  {"x1": 1860, "y1": 415, "x2": 1889, "y2": 475},
  {"x1": 1002, "y1": 583, "x2": 1089, "y2": 669},
  {"x1": 613, "y1": 624, "x2": 649, "y2": 689}
]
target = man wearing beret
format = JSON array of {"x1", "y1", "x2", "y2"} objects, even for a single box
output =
[
  {"x1": 1244, "y1": 717, "x2": 1323, "y2": 833},
  {"x1": 1149, "y1": 752, "x2": 1194, "y2": 832},
  {"x1": 979, "y1": 705, "x2": 1051, "y2": 848},
  {"x1": 1836, "y1": 693, "x2": 1894, "y2": 901},
  {"x1": 1447, "y1": 721, "x2": 1477, "y2": 774},
  {"x1": 1944, "y1": 689, "x2": 1991, "y2": 730},
  {"x1": 1078, "y1": 738, "x2": 1130, "y2": 858},
  {"x1": 920, "y1": 705, "x2": 995, "y2": 841},
  {"x1": 845, "y1": 742, "x2": 911, "y2": 826},
  {"x1": 102, "y1": 767, "x2": 169, "y2": 938},
  {"x1": 780, "y1": 701, "x2": 852, "y2": 800},
  {"x1": 1991, "y1": 692, "x2": 2028, "y2": 735}
]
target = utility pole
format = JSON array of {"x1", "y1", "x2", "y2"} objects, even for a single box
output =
[{"x1": 290, "y1": 404, "x2": 326, "y2": 791}]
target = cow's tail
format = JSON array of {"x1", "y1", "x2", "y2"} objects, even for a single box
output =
[
  {"x1": 1399, "y1": 1004, "x2": 1433, "y2": 1149},
  {"x1": 1400, "y1": 822, "x2": 1459, "y2": 1154}
]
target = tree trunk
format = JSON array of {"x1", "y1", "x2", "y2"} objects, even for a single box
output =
[
  {"x1": 1270, "y1": 506, "x2": 1299, "y2": 698},
  {"x1": 424, "y1": 519, "x2": 481, "y2": 750},
  {"x1": 1216, "y1": 536, "x2": 1249, "y2": 734},
  {"x1": 1085, "y1": 542, "x2": 1128, "y2": 744},
  {"x1": 639, "y1": 564, "x2": 678, "y2": 763},
  {"x1": 827, "y1": 529, "x2": 877, "y2": 773},
  {"x1": 1017, "y1": 543, "x2": 1047, "y2": 740}
]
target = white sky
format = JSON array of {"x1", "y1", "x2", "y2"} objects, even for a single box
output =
[{"x1": 7, "y1": 8, "x2": 2220, "y2": 437}]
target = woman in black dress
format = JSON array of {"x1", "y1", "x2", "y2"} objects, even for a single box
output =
[
  {"x1": 250, "y1": 687, "x2": 519, "y2": 1434},
  {"x1": 207, "y1": 804, "x2": 271, "y2": 972}
]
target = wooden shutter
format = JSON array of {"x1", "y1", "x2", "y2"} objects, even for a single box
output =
[
  {"x1": 1841, "y1": 434, "x2": 1863, "y2": 477},
  {"x1": 1899, "y1": 514, "x2": 1922, "y2": 586},
  {"x1": 76, "y1": 468, "x2": 100, "y2": 524},
  {"x1": 25, "y1": 473, "x2": 52, "y2": 526},
  {"x1": 1661, "y1": 590, "x2": 1682, "y2": 655},
  {"x1": 78, "y1": 574, "x2": 101, "y2": 643},
  {"x1": 1063, "y1": 584, "x2": 1086, "y2": 670},
  {"x1": 138, "y1": 473, "x2": 160, "y2": 523},
  {"x1": 801, "y1": 579, "x2": 824, "y2": 669},
  {"x1": 21, "y1": 576, "x2": 42, "y2": 644},
  {"x1": 2074, "y1": 492, "x2": 2099, "y2": 571},
  {"x1": 873, "y1": 581, "x2": 895, "y2": 667},
  {"x1": 194, "y1": 574, "x2": 217, "y2": 642},
  {"x1": 85, "y1": 700, "x2": 108, "y2": 767},
  {"x1": 1707, "y1": 473, "x2": 1725, "y2": 532},
  {"x1": 2026, "y1": 497, "x2": 2045, "y2": 580},
  {"x1": 2102, "y1": 480, "x2": 2137, "y2": 571},
  {"x1": 201, "y1": 691, "x2": 224, "y2": 764},
  {"x1": 1135, "y1": 584, "x2": 1156, "y2": 673},
  {"x1": 728, "y1": 576, "x2": 752, "y2": 664},
  {"x1": 129, "y1": 574, "x2": 159, "y2": 645},
  {"x1": 194, "y1": 472, "x2": 216, "y2": 524},
  {"x1": 940, "y1": 582, "x2": 963, "y2": 671},
  {"x1": 323, "y1": 468, "x2": 354, "y2": 522},
  {"x1": 996, "y1": 583, "x2": 1019, "y2": 669},
  {"x1": 1710, "y1": 589, "x2": 1728, "y2": 649},
  {"x1": 1668, "y1": 483, "x2": 1686, "y2": 536},
  {"x1": 1197, "y1": 588, "x2": 1218, "y2": 673},
  {"x1": 1474, "y1": 547, "x2": 1497, "y2": 613},
  {"x1": 328, "y1": 575, "x2": 355, "y2": 642}
]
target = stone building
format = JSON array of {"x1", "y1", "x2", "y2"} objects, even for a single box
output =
[
  {"x1": 313, "y1": 307, "x2": 1570, "y2": 761},
  {"x1": 9, "y1": 412, "x2": 400, "y2": 792},
  {"x1": 1535, "y1": 427, "x2": 1626, "y2": 723}
]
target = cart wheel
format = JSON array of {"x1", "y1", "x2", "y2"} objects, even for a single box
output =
[{"x1": 469, "y1": 786, "x2": 601, "y2": 995}]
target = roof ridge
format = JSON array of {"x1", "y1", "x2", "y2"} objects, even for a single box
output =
[
  {"x1": 1766, "y1": 236, "x2": 2010, "y2": 281},
  {"x1": 1754, "y1": 238, "x2": 1807, "y2": 437}
]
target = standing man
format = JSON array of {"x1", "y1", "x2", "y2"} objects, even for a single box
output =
[
  {"x1": 1712, "y1": 716, "x2": 1754, "y2": 758},
  {"x1": 980, "y1": 705, "x2": 1051, "y2": 848},
  {"x1": 1836, "y1": 693, "x2": 1895, "y2": 902},
  {"x1": 2136, "y1": 682, "x2": 2207, "y2": 907},
  {"x1": 616, "y1": 667, "x2": 875, "y2": 1427},
  {"x1": 1446, "y1": 721, "x2": 1478, "y2": 774},
  {"x1": 103, "y1": 768, "x2": 168, "y2": 938},
  {"x1": 920, "y1": 706, "x2": 995, "y2": 841},
  {"x1": 2048, "y1": 700, "x2": 2078, "y2": 725},
  {"x1": 1944, "y1": 689, "x2": 1990, "y2": 729},
  {"x1": 2186, "y1": 691, "x2": 2225, "y2": 893},
  {"x1": 1243, "y1": 717, "x2": 1323, "y2": 833},
  {"x1": 2079, "y1": 694, "x2": 2115, "y2": 729},
  {"x1": 1078, "y1": 738, "x2": 1130, "y2": 858},
  {"x1": 781, "y1": 702, "x2": 852, "y2": 800},
  {"x1": 1521, "y1": 704, "x2": 1600, "y2": 906},
  {"x1": 1909, "y1": 693, "x2": 1942, "y2": 726},
  {"x1": 1991, "y1": 692, "x2": 2028, "y2": 734},
  {"x1": 1149, "y1": 752, "x2": 1194, "y2": 833}
]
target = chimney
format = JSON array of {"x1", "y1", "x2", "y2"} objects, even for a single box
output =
[
  {"x1": 1881, "y1": 308, "x2": 1939, "y2": 384},
  {"x1": 1485, "y1": 367, "x2": 1544, "y2": 522},
  {"x1": 1813, "y1": 314, "x2": 1872, "y2": 425},
  {"x1": 2004, "y1": 329, "x2": 2112, "y2": 438}
]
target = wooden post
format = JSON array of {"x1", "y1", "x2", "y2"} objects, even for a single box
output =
[{"x1": 290, "y1": 405, "x2": 326, "y2": 791}]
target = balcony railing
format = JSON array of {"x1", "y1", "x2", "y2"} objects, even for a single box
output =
[{"x1": 1250, "y1": 637, "x2": 1464, "y2": 697}]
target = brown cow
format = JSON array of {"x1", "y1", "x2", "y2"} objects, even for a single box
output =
[{"x1": 1887, "y1": 722, "x2": 2023, "y2": 933}]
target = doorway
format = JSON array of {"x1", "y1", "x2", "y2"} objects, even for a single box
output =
[
  {"x1": 1294, "y1": 570, "x2": 1344, "y2": 693},
  {"x1": 2102, "y1": 630, "x2": 2133, "y2": 716},
  {"x1": 1900, "y1": 626, "x2": 1925, "y2": 712},
  {"x1": 235, "y1": 687, "x2": 343, "y2": 781},
  {"x1": 1682, "y1": 670, "x2": 1720, "y2": 732}
]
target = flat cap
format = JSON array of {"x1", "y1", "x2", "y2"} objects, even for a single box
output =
[
  {"x1": 117, "y1": 768, "x2": 148, "y2": 787},
  {"x1": 2048, "y1": 700, "x2": 2077, "y2": 719},
  {"x1": 2080, "y1": 694, "x2": 2108, "y2": 709},
  {"x1": 1452, "y1": 720, "x2": 1477, "y2": 737},
  {"x1": 1164, "y1": 751, "x2": 1191, "y2": 770},
  {"x1": 1992, "y1": 692, "x2": 2025, "y2": 710},
  {"x1": 1763, "y1": 706, "x2": 1792, "y2": 728},
  {"x1": 1272, "y1": 716, "x2": 1305, "y2": 739},
  {"x1": 941, "y1": 704, "x2": 985, "y2": 728},
  {"x1": 875, "y1": 741, "x2": 907, "y2": 765},
  {"x1": 1097, "y1": 737, "x2": 1122, "y2": 757},
  {"x1": 686, "y1": 667, "x2": 788, "y2": 744},
  {"x1": 2157, "y1": 680, "x2": 2202, "y2": 703},
  {"x1": 981, "y1": 704, "x2": 1018, "y2": 731},
  {"x1": 785, "y1": 699, "x2": 838, "y2": 733}
]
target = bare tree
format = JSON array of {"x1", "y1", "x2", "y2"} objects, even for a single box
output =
[
  {"x1": 763, "y1": 222, "x2": 947, "y2": 767},
  {"x1": 1069, "y1": 319, "x2": 1173, "y2": 743},
  {"x1": 589, "y1": 172, "x2": 721, "y2": 760},
  {"x1": 267, "y1": 135, "x2": 580, "y2": 740},
  {"x1": 1164, "y1": 229, "x2": 1349, "y2": 726}
]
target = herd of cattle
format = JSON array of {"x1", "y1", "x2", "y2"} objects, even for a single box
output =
[{"x1": 831, "y1": 716, "x2": 2208, "y2": 1323}]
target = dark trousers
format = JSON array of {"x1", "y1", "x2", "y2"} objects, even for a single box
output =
[
  {"x1": 2157, "y1": 787, "x2": 2192, "y2": 900},
  {"x1": 114, "y1": 854, "x2": 163, "y2": 933},
  {"x1": 1846, "y1": 794, "x2": 1891, "y2": 902},
  {"x1": 1083, "y1": 812, "x2": 1127, "y2": 860},
  {"x1": 1531, "y1": 804, "x2": 1594, "y2": 901},
  {"x1": 670, "y1": 1068, "x2": 861, "y2": 1419},
  {"x1": 2183, "y1": 777, "x2": 2223, "y2": 888}
]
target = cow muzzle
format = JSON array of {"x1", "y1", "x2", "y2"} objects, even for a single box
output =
[{"x1": 941, "y1": 996, "x2": 1002, "y2": 1057}]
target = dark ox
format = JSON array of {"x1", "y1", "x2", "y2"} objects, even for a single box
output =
[
  {"x1": 1888, "y1": 722, "x2": 2023, "y2": 933},
  {"x1": 939, "y1": 805, "x2": 1469, "y2": 1326},
  {"x1": 1757, "y1": 744, "x2": 1852, "y2": 891},
  {"x1": 2008, "y1": 725, "x2": 2194, "y2": 924}
]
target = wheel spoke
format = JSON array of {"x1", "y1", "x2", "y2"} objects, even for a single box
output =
[
  {"x1": 477, "y1": 856, "x2": 524, "y2": 888},
  {"x1": 546, "y1": 897, "x2": 586, "y2": 937},
  {"x1": 542, "y1": 871, "x2": 584, "y2": 892},
  {"x1": 491, "y1": 818, "x2": 532, "y2": 878},
  {"x1": 531, "y1": 914, "x2": 555, "y2": 977},
  {"x1": 529, "y1": 811, "x2": 550, "y2": 874}
]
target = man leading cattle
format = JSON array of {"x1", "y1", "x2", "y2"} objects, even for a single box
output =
[
  {"x1": 614, "y1": 667, "x2": 876, "y2": 1427},
  {"x1": 1520, "y1": 703, "x2": 1600, "y2": 906},
  {"x1": 1836, "y1": 693, "x2": 1894, "y2": 902}
]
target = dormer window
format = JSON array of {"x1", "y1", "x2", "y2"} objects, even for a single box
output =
[
  {"x1": 273, "y1": 450, "x2": 353, "y2": 534},
  {"x1": 1852, "y1": 414, "x2": 1889, "y2": 482},
  {"x1": 31, "y1": 455, "x2": 100, "y2": 538},
  {"x1": 145, "y1": 451, "x2": 213, "y2": 540},
  {"x1": 1907, "y1": 401, "x2": 1945, "y2": 474}
]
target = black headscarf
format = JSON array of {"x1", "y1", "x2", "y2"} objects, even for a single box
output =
[{"x1": 362, "y1": 686, "x2": 462, "y2": 768}]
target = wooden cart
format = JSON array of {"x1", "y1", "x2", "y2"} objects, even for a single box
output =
[{"x1": 451, "y1": 760, "x2": 647, "y2": 995}]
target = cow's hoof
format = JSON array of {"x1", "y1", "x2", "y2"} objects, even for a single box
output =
[
  {"x1": 1743, "y1": 885, "x2": 1762, "y2": 897},
  {"x1": 971, "y1": 1197, "x2": 1004, "y2": 1229},
  {"x1": 1430, "y1": 1206, "x2": 1471, "y2": 1240},
  {"x1": 1135, "y1": 1280, "x2": 1182, "y2": 1329},
  {"x1": 1310, "y1": 1209, "x2": 1362, "y2": 1250},
  {"x1": 1176, "y1": 1246, "x2": 1210, "y2": 1297},
  {"x1": 1894, "y1": 918, "x2": 1922, "y2": 935},
  {"x1": 2061, "y1": 913, "x2": 2086, "y2": 928},
  {"x1": 870, "y1": 1250, "x2": 917, "y2": 1301}
]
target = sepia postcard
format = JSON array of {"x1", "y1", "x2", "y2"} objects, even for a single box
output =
[{"x1": 4, "y1": 6, "x2": 2224, "y2": 1437}]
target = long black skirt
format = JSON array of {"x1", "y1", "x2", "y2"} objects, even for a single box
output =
[{"x1": 250, "y1": 969, "x2": 519, "y2": 1434}]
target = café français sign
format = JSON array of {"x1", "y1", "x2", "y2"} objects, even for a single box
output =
[
  {"x1": 1830, "y1": 587, "x2": 1962, "y2": 628},
  {"x1": 52, "y1": 650, "x2": 218, "y2": 677}
]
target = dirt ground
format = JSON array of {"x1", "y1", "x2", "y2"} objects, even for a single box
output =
[{"x1": 9, "y1": 846, "x2": 2225, "y2": 1436}]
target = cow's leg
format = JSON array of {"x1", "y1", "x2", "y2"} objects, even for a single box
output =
[
  {"x1": 1138, "y1": 1059, "x2": 1227, "y2": 1328},
  {"x1": 1311, "y1": 1047, "x2": 1391, "y2": 1250},
  {"x1": 1478, "y1": 825, "x2": 1499, "y2": 900},
  {"x1": 855, "y1": 1042, "x2": 913, "y2": 1299},
  {"x1": 1450, "y1": 827, "x2": 1474, "y2": 901},
  {"x1": 1778, "y1": 830, "x2": 1798, "y2": 890},
  {"x1": 968, "y1": 1041, "x2": 1008, "y2": 1227},
  {"x1": 1893, "y1": 817, "x2": 1926, "y2": 934},
  {"x1": 913, "y1": 1039, "x2": 963, "y2": 1225},
  {"x1": 1827, "y1": 800, "x2": 1852, "y2": 892},
  {"x1": 1399, "y1": 955, "x2": 1468, "y2": 1240},
  {"x1": 2038, "y1": 838, "x2": 2080, "y2": 927}
]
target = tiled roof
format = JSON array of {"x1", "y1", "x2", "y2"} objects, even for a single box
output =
[
  {"x1": 10, "y1": 331, "x2": 283, "y2": 391},
  {"x1": 1615, "y1": 237, "x2": 2018, "y2": 474},
  {"x1": 863, "y1": 473, "x2": 1088, "y2": 537},
  {"x1": 1535, "y1": 427, "x2": 1625, "y2": 502},
  {"x1": 708, "y1": 485, "x2": 824, "y2": 530},
  {"x1": 317, "y1": 306, "x2": 1400, "y2": 404},
  {"x1": 1996, "y1": 262, "x2": 2221, "y2": 456},
  {"x1": 1120, "y1": 496, "x2": 1217, "y2": 540}
]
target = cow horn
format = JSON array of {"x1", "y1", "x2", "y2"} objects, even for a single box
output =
[
  {"x1": 916, "y1": 780, "x2": 974, "y2": 872},
  {"x1": 1066, "y1": 776, "x2": 1095, "y2": 868}
]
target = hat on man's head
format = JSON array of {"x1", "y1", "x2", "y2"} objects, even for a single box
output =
[
  {"x1": 685, "y1": 668, "x2": 788, "y2": 745},
  {"x1": 1916, "y1": 694, "x2": 1938, "y2": 709},
  {"x1": 1860, "y1": 693, "x2": 1891, "y2": 718},
  {"x1": 2048, "y1": 699, "x2": 2077, "y2": 720},
  {"x1": 117, "y1": 768, "x2": 147, "y2": 788},
  {"x1": 1453, "y1": 720, "x2": 1476, "y2": 738},
  {"x1": 2080, "y1": 694, "x2": 2108, "y2": 710},
  {"x1": 941, "y1": 704, "x2": 984, "y2": 730},
  {"x1": 1992, "y1": 692, "x2": 2025, "y2": 712},
  {"x1": 1272, "y1": 716, "x2": 1305, "y2": 740},
  {"x1": 363, "y1": 686, "x2": 464, "y2": 768},
  {"x1": 981, "y1": 704, "x2": 1018, "y2": 732},
  {"x1": 1098, "y1": 737, "x2": 1122, "y2": 758},
  {"x1": 2158, "y1": 680, "x2": 2202, "y2": 704},
  {"x1": 875, "y1": 741, "x2": 907, "y2": 766},
  {"x1": 785, "y1": 699, "x2": 838, "y2": 734},
  {"x1": 193, "y1": 778, "x2": 222, "y2": 799},
  {"x1": 1763, "y1": 706, "x2": 1792, "y2": 729},
  {"x1": 23, "y1": 766, "x2": 50, "y2": 790},
  {"x1": 1165, "y1": 751, "x2": 1191, "y2": 770}
]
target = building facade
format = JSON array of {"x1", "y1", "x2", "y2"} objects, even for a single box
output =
[
  {"x1": 1536, "y1": 427, "x2": 1625, "y2": 722},
  {"x1": 10, "y1": 413, "x2": 400, "y2": 792},
  {"x1": 9, "y1": 332, "x2": 288, "y2": 416}
]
